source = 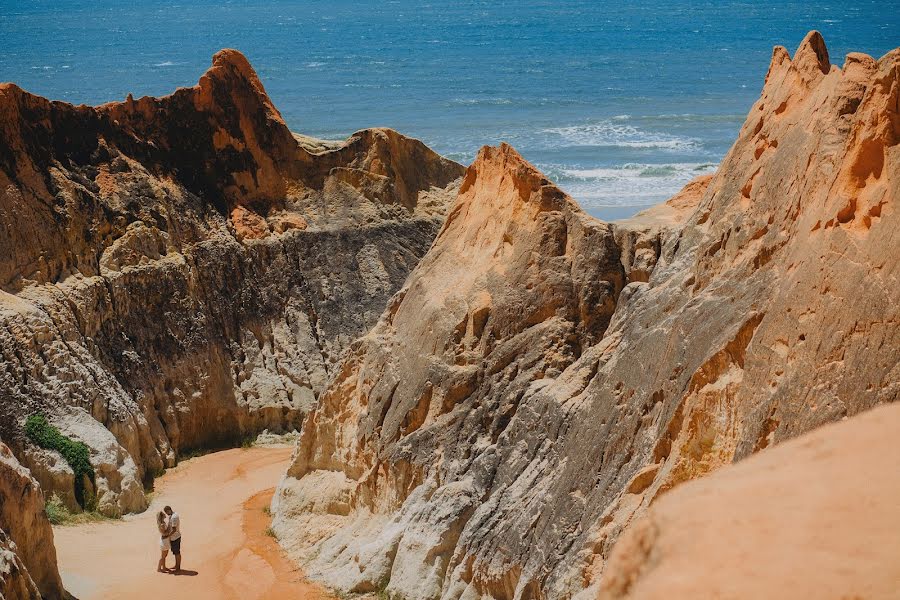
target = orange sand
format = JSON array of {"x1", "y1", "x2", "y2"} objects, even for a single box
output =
[{"x1": 54, "y1": 446, "x2": 330, "y2": 600}]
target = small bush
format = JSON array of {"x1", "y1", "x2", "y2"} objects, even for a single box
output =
[
  {"x1": 25, "y1": 413, "x2": 95, "y2": 508},
  {"x1": 43, "y1": 493, "x2": 114, "y2": 526},
  {"x1": 44, "y1": 494, "x2": 71, "y2": 525},
  {"x1": 262, "y1": 505, "x2": 271, "y2": 515},
  {"x1": 240, "y1": 436, "x2": 255, "y2": 449},
  {"x1": 264, "y1": 526, "x2": 277, "y2": 539}
]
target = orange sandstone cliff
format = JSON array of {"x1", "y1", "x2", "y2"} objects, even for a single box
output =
[
  {"x1": 0, "y1": 49, "x2": 463, "y2": 592},
  {"x1": 272, "y1": 32, "x2": 899, "y2": 599},
  {"x1": 0, "y1": 443, "x2": 64, "y2": 600}
]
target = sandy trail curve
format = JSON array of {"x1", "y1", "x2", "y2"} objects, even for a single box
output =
[{"x1": 54, "y1": 446, "x2": 331, "y2": 600}]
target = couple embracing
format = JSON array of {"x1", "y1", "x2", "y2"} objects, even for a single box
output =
[{"x1": 156, "y1": 505, "x2": 183, "y2": 573}]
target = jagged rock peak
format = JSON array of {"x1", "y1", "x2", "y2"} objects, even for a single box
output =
[
  {"x1": 763, "y1": 31, "x2": 833, "y2": 91},
  {"x1": 195, "y1": 48, "x2": 286, "y2": 121},
  {"x1": 211, "y1": 47, "x2": 262, "y2": 79},
  {"x1": 116, "y1": 48, "x2": 278, "y2": 114},
  {"x1": 458, "y1": 142, "x2": 576, "y2": 213},
  {"x1": 98, "y1": 48, "x2": 298, "y2": 206},
  {"x1": 273, "y1": 138, "x2": 628, "y2": 599},
  {"x1": 695, "y1": 31, "x2": 898, "y2": 254},
  {"x1": 273, "y1": 35, "x2": 899, "y2": 600},
  {"x1": 0, "y1": 38, "x2": 463, "y2": 533},
  {"x1": 793, "y1": 30, "x2": 831, "y2": 78}
]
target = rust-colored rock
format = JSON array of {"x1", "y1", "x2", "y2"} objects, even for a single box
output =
[
  {"x1": 0, "y1": 49, "x2": 463, "y2": 522},
  {"x1": 274, "y1": 33, "x2": 899, "y2": 599}
]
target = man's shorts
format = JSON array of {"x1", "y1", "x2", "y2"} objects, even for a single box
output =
[{"x1": 171, "y1": 537, "x2": 182, "y2": 555}]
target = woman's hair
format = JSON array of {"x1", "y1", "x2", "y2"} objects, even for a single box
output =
[{"x1": 157, "y1": 511, "x2": 166, "y2": 526}]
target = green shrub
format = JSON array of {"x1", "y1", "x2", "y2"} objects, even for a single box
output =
[
  {"x1": 264, "y1": 526, "x2": 277, "y2": 539},
  {"x1": 43, "y1": 493, "x2": 115, "y2": 526},
  {"x1": 44, "y1": 494, "x2": 71, "y2": 525},
  {"x1": 25, "y1": 413, "x2": 95, "y2": 508}
]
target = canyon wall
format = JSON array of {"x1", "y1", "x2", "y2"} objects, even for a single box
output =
[
  {"x1": 273, "y1": 33, "x2": 899, "y2": 599},
  {"x1": 0, "y1": 442, "x2": 64, "y2": 600},
  {"x1": 0, "y1": 48, "x2": 464, "y2": 523}
]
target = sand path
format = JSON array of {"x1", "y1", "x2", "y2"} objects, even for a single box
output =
[{"x1": 54, "y1": 446, "x2": 330, "y2": 600}]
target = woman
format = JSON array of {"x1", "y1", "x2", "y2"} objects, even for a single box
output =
[{"x1": 156, "y1": 511, "x2": 171, "y2": 572}]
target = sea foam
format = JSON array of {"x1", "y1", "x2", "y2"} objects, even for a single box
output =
[
  {"x1": 542, "y1": 162, "x2": 717, "y2": 207},
  {"x1": 540, "y1": 121, "x2": 696, "y2": 150}
]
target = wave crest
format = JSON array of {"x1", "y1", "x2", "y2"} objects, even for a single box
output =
[
  {"x1": 540, "y1": 121, "x2": 697, "y2": 150},
  {"x1": 539, "y1": 162, "x2": 716, "y2": 205}
]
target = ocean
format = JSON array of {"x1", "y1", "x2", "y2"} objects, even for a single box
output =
[{"x1": 1, "y1": 0, "x2": 896, "y2": 219}]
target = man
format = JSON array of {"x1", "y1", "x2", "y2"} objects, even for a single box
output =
[{"x1": 163, "y1": 506, "x2": 182, "y2": 573}]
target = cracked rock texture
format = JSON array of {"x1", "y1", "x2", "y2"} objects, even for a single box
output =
[
  {"x1": 274, "y1": 32, "x2": 899, "y2": 599},
  {"x1": 0, "y1": 47, "x2": 463, "y2": 527}
]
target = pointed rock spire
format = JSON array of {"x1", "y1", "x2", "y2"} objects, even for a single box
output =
[
  {"x1": 764, "y1": 46, "x2": 792, "y2": 86},
  {"x1": 793, "y1": 31, "x2": 831, "y2": 82}
]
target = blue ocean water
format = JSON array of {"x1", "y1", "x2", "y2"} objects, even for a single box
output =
[{"x1": 1, "y1": 1, "x2": 897, "y2": 218}]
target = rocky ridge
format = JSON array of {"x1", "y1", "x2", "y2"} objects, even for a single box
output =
[
  {"x1": 273, "y1": 32, "x2": 899, "y2": 599},
  {"x1": 0, "y1": 49, "x2": 462, "y2": 525}
]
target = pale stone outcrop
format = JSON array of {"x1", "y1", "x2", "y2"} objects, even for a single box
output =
[
  {"x1": 274, "y1": 32, "x2": 899, "y2": 599},
  {"x1": 0, "y1": 50, "x2": 464, "y2": 515}
]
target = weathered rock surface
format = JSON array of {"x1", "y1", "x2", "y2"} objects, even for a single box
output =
[
  {"x1": 0, "y1": 442, "x2": 65, "y2": 600},
  {"x1": 274, "y1": 33, "x2": 899, "y2": 599},
  {"x1": 599, "y1": 402, "x2": 900, "y2": 600},
  {"x1": 0, "y1": 49, "x2": 463, "y2": 516},
  {"x1": 275, "y1": 142, "x2": 626, "y2": 598}
]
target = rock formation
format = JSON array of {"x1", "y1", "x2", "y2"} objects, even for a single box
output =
[
  {"x1": 275, "y1": 142, "x2": 627, "y2": 598},
  {"x1": 273, "y1": 32, "x2": 899, "y2": 599},
  {"x1": 598, "y1": 402, "x2": 900, "y2": 600},
  {"x1": 0, "y1": 442, "x2": 65, "y2": 600},
  {"x1": 0, "y1": 47, "x2": 463, "y2": 526}
]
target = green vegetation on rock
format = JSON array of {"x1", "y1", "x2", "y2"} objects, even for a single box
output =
[
  {"x1": 25, "y1": 413, "x2": 96, "y2": 508},
  {"x1": 44, "y1": 493, "x2": 115, "y2": 526}
]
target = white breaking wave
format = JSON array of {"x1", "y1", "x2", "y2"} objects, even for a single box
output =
[
  {"x1": 541, "y1": 162, "x2": 717, "y2": 206},
  {"x1": 153, "y1": 61, "x2": 175, "y2": 67},
  {"x1": 563, "y1": 162, "x2": 716, "y2": 180},
  {"x1": 449, "y1": 98, "x2": 514, "y2": 106},
  {"x1": 540, "y1": 121, "x2": 697, "y2": 150}
]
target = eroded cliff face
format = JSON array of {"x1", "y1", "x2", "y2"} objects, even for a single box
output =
[
  {"x1": 0, "y1": 443, "x2": 64, "y2": 600},
  {"x1": 273, "y1": 33, "x2": 899, "y2": 599},
  {"x1": 275, "y1": 143, "x2": 627, "y2": 598},
  {"x1": 0, "y1": 49, "x2": 464, "y2": 520}
]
